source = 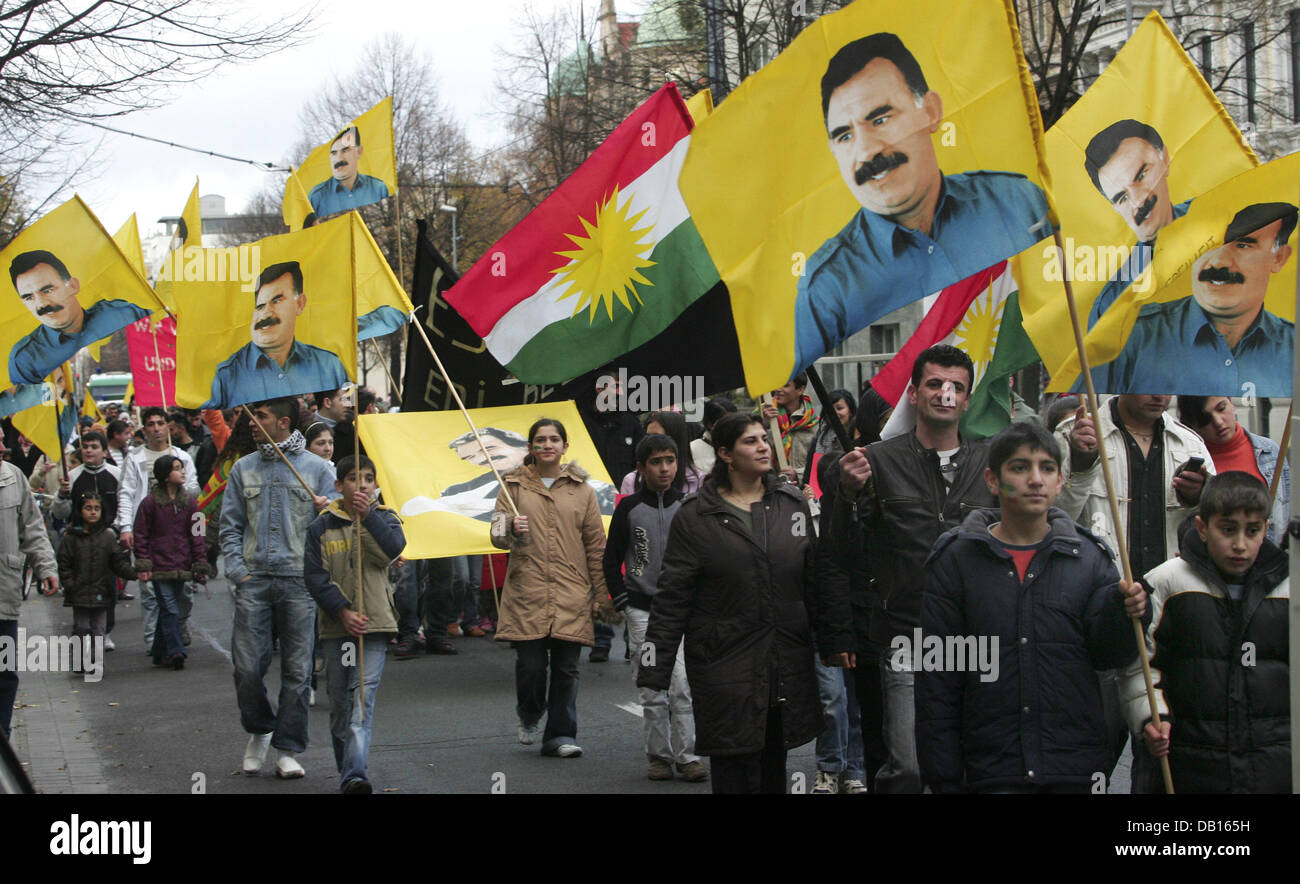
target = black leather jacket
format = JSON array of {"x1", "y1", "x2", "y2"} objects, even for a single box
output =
[{"x1": 828, "y1": 432, "x2": 995, "y2": 645}]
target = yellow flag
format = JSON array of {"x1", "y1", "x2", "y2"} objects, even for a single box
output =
[
  {"x1": 81, "y1": 388, "x2": 102, "y2": 423},
  {"x1": 11, "y1": 363, "x2": 75, "y2": 462},
  {"x1": 1021, "y1": 12, "x2": 1258, "y2": 391},
  {"x1": 1065, "y1": 156, "x2": 1297, "y2": 396},
  {"x1": 152, "y1": 180, "x2": 202, "y2": 316},
  {"x1": 685, "y1": 88, "x2": 713, "y2": 123},
  {"x1": 353, "y1": 213, "x2": 413, "y2": 340},
  {"x1": 0, "y1": 196, "x2": 163, "y2": 390},
  {"x1": 680, "y1": 0, "x2": 1052, "y2": 393},
  {"x1": 113, "y1": 214, "x2": 146, "y2": 278},
  {"x1": 357, "y1": 402, "x2": 616, "y2": 558},
  {"x1": 283, "y1": 97, "x2": 397, "y2": 231},
  {"x1": 171, "y1": 214, "x2": 360, "y2": 409}
]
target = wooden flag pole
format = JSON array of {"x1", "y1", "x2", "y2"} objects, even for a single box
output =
[
  {"x1": 408, "y1": 305, "x2": 520, "y2": 519},
  {"x1": 1269, "y1": 406, "x2": 1292, "y2": 510},
  {"x1": 369, "y1": 338, "x2": 402, "y2": 402},
  {"x1": 763, "y1": 393, "x2": 791, "y2": 472},
  {"x1": 354, "y1": 411, "x2": 366, "y2": 717},
  {"x1": 485, "y1": 554, "x2": 502, "y2": 635},
  {"x1": 1055, "y1": 227, "x2": 1174, "y2": 794},
  {"x1": 239, "y1": 404, "x2": 318, "y2": 498}
]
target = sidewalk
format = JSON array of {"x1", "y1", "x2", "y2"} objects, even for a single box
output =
[{"x1": 8, "y1": 592, "x2": 110, "y2": 793}]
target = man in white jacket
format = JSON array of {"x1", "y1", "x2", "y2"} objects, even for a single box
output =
[
  {"x1": 116, "y1": 406, "x2": 198, "y2": 650},
  {"x1": 1054, "y1": 393, "x2": 1213, "y2": 792}
]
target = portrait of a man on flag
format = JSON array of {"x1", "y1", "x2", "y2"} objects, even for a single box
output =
[{"x1": 793, "y1": 32, "x2": 1051, "y2": 372}]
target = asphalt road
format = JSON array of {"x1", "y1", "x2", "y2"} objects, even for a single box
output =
[{"x1": 13, "y1": 575, "x2": 819, "y2": 795}]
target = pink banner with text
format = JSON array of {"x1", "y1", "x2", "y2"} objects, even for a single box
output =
[{"x1": 125, "y1": 316, "x2": 177, "y2": 407}]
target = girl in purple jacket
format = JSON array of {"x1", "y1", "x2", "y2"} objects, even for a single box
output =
[{"x1": 133, "y1": 455, "x2": 209, "y2": 669}]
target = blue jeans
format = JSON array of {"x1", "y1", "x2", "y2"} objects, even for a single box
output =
[
  {"x1": 815, "y1": 655, "x2": 864, "y2": 778},
  {"x1": 230, "y1": 575, "x2": 315, "y2": 753},
  {"x1": 150, "y1": 580, "x2": 186, "y2": 662},
  {"x1": 593, "y1": 622, "x2": 614, "y2": 651},
  {"x1": 323, "y1": 634, "x2": 388, "y2": 789},
  {"x1": 0, "y1": 619, "x2": 17, "y2": 740},
  {"x1": 424, "y1": 556, "x2": 466, "y2": 632},
  {"x1": 514, "y1": 638, "x2": 582, "y2": 752},
  {"x1": 141, "y1": 579, "x2": 192, "y2": 648},
  {"x1": 393, "y1": 560, "x2": 424, "y2": 642},
  {"x1": 877, "y1": 646, "x2": 922, "y2": 793}
]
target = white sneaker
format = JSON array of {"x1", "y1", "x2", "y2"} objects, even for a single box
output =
[
  {"x1": 274, "y1": 752, "x2": 305, "y2": 779},
  {"x1": 517, "y1": 722, "x2": 540, "y2": 745},
  {"x1": 811, "y1": 771, "x2": 840, "y2": 794},
  {"x1": 309, "y1": 688, "x2": 316, "y2": 707},
  {"x1": 103, "y1": 636, "x2": 116, "y2": 651},
  {"x1": 840, "y1": 777, "x2": 869, "y2": 794},
  {"x1": 242, "y1": 733, "x2": 271, "y2": 775},
  {"x1": 549, "y1": 743, "x2": 583, "y2": 758}
]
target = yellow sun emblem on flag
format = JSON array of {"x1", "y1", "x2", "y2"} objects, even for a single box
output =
[
  {"x1": 951, "y1": 282, "x2": 1006, "y2": 390},
  {"x1": 551, "y1": 186, "x2": 656, "y2": 322}
]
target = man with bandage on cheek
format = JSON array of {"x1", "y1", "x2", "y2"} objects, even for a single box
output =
[{"x1": 820, "y1": 344, "x2": 996, "y2": 793}]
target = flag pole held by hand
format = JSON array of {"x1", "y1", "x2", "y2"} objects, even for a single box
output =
[{"x1": 1054, "y1": 227, "x2": 1173, "y2": 794}]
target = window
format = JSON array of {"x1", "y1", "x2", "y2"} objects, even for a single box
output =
[
  {"x1": 1291, "y1": 10, "x2": 1300, "y2": 122},
  {"x1": 1243, "y1": 22, "x2": 1256, "y2": 124},
  {"x1": 869, "y1": 323, "x2": 899, "y2": 355}
]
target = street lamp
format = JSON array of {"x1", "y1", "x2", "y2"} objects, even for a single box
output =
[{"x1": 439, "y1": 204, "x2": 459, "y2": 271}]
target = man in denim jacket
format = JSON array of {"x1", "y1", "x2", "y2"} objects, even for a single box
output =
[{"x1": 220, "y1": 397, "x2": 337, "y2": 779}]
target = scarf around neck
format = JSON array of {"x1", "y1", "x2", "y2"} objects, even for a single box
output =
[
  {"x1": 778, "y1": 394, "x2": 818, "y2": 458},
  {"x1": 258, "y1": 429, "x2": 306, "y2": 461}
]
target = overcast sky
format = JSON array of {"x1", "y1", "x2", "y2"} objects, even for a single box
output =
[{"x1": 68, "y1": 0, "x2": 655, "y2": 239}]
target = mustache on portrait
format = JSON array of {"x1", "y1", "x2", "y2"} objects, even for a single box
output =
[
  {"x1": 254, "y1": 316, "x2": 282, "y2": 331},
  {"x1": 1132, "y1": 193, "x2": 1159, "y2": 228},
  {"x1": 36, "y1": 303, "x2": 63, "y2": 316},
  {"x1": 854, "y1": 151, "x2": 909, "y2": 186},
  {"x1": 334, "y1": 159, "x2": 348, "y2": 169},
  {"x1": 1198, "y1": 265, "x2": 1246, "y2": 285}
]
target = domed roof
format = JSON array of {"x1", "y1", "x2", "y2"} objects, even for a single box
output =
[
  {"x1": 636, "y1": 0, "x2": 701, "y2": 47},
  {"x1": 552, "y1": 44, "x2": 593, "y2": 96}
]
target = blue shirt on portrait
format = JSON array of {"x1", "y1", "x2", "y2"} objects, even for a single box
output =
[
  {"x1": 793, "y1": 171, "x2": 1051, "y2": 374},
  {"x1": 308, "y1": 174, "x2": 390, "y2": 216},
  {"x1": 1085, "y1": 199, "x2": 1193, "y2": 330},
  {"x1": 203, "y1": 338, "x2": 350, "y2": 409},
  {"x1": 0, "y1": 383, "x2": 49, "y2": 419},
  {"x1": 1094, "y1": 297, "x2": 1293, "y2": 396},
  {"x1": 8, "y1": 299, "x2": 149, "y2": 385},
  {"x1": 358, "y1": 305, "x2": 409, "y2": 341}
]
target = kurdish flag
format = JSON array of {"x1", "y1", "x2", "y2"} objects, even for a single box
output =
[
  {"x1": 446, "y1": 84, "x2": 721, "y2": 385},
  {"x1": 875, "y1": 261, "x2": 1038, "y2": 440}
]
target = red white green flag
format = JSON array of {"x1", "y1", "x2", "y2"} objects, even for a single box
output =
[{"x1": 445, "y1": 84, "x2": 721, "y2": 384}]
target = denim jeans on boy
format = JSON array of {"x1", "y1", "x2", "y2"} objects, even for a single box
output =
[
  {"x1": 231, "y1": 575, "x2": 315, "y2": 753},
  {"x1": 625, "y1": 607, "x2": 698, "y2": 765},
  {"x1": 514, "y1": 637, "x2": 582, "y2": 752},
  {"x1": 814, "y1": 655, "x2": 864, "y2": 778},
  {"x1": 877, "y1": 645, "x2": 922, "y2": 793},
  {"x1": 150, "y1": 579, "x2": 187, "y2": 662},
  {"x1": 323, "y1": 634, "x2": 387, "y2": 789}
]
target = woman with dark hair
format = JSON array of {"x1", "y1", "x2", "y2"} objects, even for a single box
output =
[
  {"x1": 637, "y1": 412, "x2": 841, "y2": 793},
  {"x1": 803, "y1": 389, "x2": 859, "y2": 490},
  {"x1": 304, "y1": 421, "x2": 335, "y2": 463},
  {"x1": 491, "y1": 417, "x2": 616, "y2": 758},
  {"x1": 619, "y1": 411, "x2": 706, "y2": 494}
]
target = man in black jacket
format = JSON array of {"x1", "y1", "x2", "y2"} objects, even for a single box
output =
[
  {"x1": 830, "y1": 344, "x2": 996, "y2": 793},
  {"x1": 915, "y1": 423, "x2": 1148, "y2": 792}
]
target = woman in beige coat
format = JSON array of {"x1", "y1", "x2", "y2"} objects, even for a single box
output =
[{"x1": 491, "y1": 417, "x2": 614, "y2": 758}]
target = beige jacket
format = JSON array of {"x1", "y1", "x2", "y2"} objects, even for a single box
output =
[
  {"x1": 490, "y1": 462, "x2": 609, "y2": 646},
  {"x1": 1054, "y1": 397, "x2": 1214, "y2": 563}
]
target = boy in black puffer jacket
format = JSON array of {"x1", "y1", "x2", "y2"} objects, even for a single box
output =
[
  {"x1": 916, "y1": 423, "x2": 1149, "y2": 793},
  {"x1": 57, "y1": 492, "x2": 136, "y2": 678},
  {"x1": 1124, "y1": 471, "x2": 1290, "y2": 793}
]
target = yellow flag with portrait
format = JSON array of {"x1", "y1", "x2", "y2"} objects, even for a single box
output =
[
  {"x1": 680, "y1": 0, "x2": 1052, "y2": 394},
  {"x1": 1063, "y1": 155, "x2": 1298, "y2": 396},
  {"x1": 357, "y1": 402, "x2": 616, "y2": 559},
  {"x1": 153, "y1": 180, "x2": 202, "y2": 315},
  {"x1": 171, "y1": 214, "x2": 360, "y2": 409},
  {"x1": 1017, "y1": 12, "x2": 1259, "y2": 391},
  {"x1": 0, "y1": 196, "x2": 163, "y2": 390},
  {"x1": 282, "y1": 97, "x2": 397, "y2": 231}
]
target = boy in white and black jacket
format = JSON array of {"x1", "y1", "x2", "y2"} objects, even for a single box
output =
[{"x1": 602, "y1": 434, "x2": 706, "y2": 783}]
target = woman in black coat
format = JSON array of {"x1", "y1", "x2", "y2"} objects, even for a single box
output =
[{"x1": 637, "y1": 412, "x2": 838, "y2": 794}]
